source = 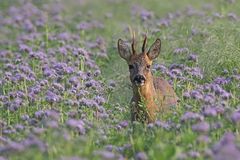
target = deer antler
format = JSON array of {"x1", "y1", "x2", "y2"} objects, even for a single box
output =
[
  {"x1": 131, "y1": 31, "x2": 136, "y2": 54},
  {"x1": 128, "y1": 26, "x2": 136, "y2": 55},
  {"x1": 142, "y1": 34, "x2": 147, "y2": 53}
]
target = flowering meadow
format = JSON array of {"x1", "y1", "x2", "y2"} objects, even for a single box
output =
[{"x1": 0, "y1": 0, "x2": 240, "y2": 159}]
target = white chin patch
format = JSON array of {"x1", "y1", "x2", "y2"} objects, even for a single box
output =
[{"x1": 135, "y1": 82, "x2": 145, "y2": 87}]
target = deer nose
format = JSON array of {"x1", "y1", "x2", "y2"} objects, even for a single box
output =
[{"x1": 134, "y1": 75, "x2": 146, "y2": 85}]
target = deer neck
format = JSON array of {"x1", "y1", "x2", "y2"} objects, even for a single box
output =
[{"x1": 132, "y1": 75, "x2": 156, "y2": 103}]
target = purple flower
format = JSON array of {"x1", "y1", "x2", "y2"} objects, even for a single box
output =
[
  {"x1": 21, "y1": 114, "x2": 30, "y2": 121},
  {"x1": 97, "y1": 113, "x2": 109, "y2": 119},
  {"x1": 181, "y1": 112, "x2": 204, "y2": 123},
  {"x1": 76, "y1": 90, "x2": 89, "y2": 99},
  {"x1": 197, "y1": 135, "x2": 211, "y2": 144},
  {"x1": 233, "y1": 74, "x2": 240, "y2": 81},
  {"x1": 13, "y1": 73, "x2": 26, "y2": 82},
  {"x1": 29, "y1": 51, "x2": 46, "y2": 60},
  {"x1": 0, "y1": 135, "x2": 47, "y2": 154},
  {"x1": 157, "y1": 18, "x2": 171, "y2": 27},
  {"x1": 214, "y1": 77, "x2": 231, "y2": 85},
  {"x1": 135, "y1": 152, "x2": 148, "y2": 160},
  {"x1": 28, "y1": 92, "x2": 37, "y2": 103},
  {"x1": 211, "y1": 84, "x2": 224, "y2": 95},
  {"x1": 140, "y1": 10, "x2": 154, "y2": 21},
  {"x1": 192, "y1": 121, "x2": 210, "y2": 133},
  {"x1": 46, "y1": 120, "x2": 58, "y2": 128},
  {"x1": 3, "y1": 128, "x2": 16, "y2": 135},
  {"x1": 187, "y1": 150, "x2": 200, "y2": 158},
  {"x1": 119, "y1": 121, "x2": 128, "y2": 128},
  {"x1": 34, "y1": 110, "x2": 45, "y2": 119},
  {"x1": 65, "y1": 66, "x2": 75, "y2": 74},
  {"x1": 215, "y1": 106, "x2": 225, "y2": 114},
  {"x1": 189, "y1": 67, "x2": 203, "y2": 79},
  {"x1": 76, "y1": 21, "x2": 92, "y2": 30},
  {"x1": 183, "y1": 91, "x2": 191, "y2": 99},
  {"x1": 220, "y1": 91, "x2": 232, "y2": 100},
  {"x1": 85, "y1": 60, "x2": 98, "y2": 69},
  {"x1": 57, "y1": 32, "x2": 71, "y2": 41},
  {"x1": 94, "y1": 150, "x2": 119, "y2": 160},
  {"x1": 155, "y1": 120, "x2": 170, "y2": 130},
  {"x1": 170, "y1": 68, "x2": 182, "y2": 76},
  {"x1": 0, "y1": 141, "x2": 25, "y2": 153},
  {"x1": 202, "y1": 106, "x2": 217, "y2": 117},
  {"x1": 211, "y1": 122, "x2": 223, "y2": 130},
  {"x1": 105, "y1": 145, "x2": 116, "y2": 152},
  {"x1": 4, "y1": 63, "x2": 16, "y2": 70},
  {"x1": 19, "y1": 43, "x2": 32, "y2": 53},
  {"x1": 76, "y1": 48, "x2": 89, "y2": 57},
  {"x1": 53, "y1": 62, "x2": 68, "y2": 75},
  {"x1": 58, "y1": 46, "x2": 68, "y2": 55},
  {"x1": 45, "y1": 90, "x2": 61, "y2": 103},
  {"x1": 68, "y1": 76, "x2": 80, "y2": 86},
  {"x1": 39, "y1": 79, "x2": 48, "y2": 86},
  {"x1": 76, "y1": 20, "x2": 104, "y2": 31},
  {"x1": 173, "y1": 48, "x2": 189, "y2": 54},
  {"x1": 203, "y1": 94, "x2": 215, "y2": 104},
  {"x1": 190, "y1": 90, "x2": 203, "y2": 100},
  {"x1": 43, "y1": 67, "x2": 56, "y2": 78},
  {"x1": 0, "y1": 156, "x2": 7, "y2": 160},
  {"x1": 52, "y1": 82, "x2": 65, "y2": 92},
  {"x1": 187, "y1": 53, "x2": 198, "y2": 62},
  {"x1": 176, "y1": 152, "x2": 187, "y2": 160},
  {"x1": 45, "y1": 109, "x2": 59, "y2": 120},
  {"x1": 23, "y1": 135, "x2": 47, "y2": 152},
  {"x1": 28, "y1": 84, "x2": 41, "y2": 94},
  {"x1": 9, "y1": 91, "x2": 26, "y2": 99},
  {"x1": 66, "y1": 119, "x2": 85, "y2": 134},
  {"x1": 212, "y1": 132, "x2": 240, "y2": 160},
  {"x1": 23, "y1": 19, "x2": 35, "y2": 32},
  {"x1": 94, "y1": 96, "x2": 106, "y2": 105},
  {"x1": 59, "y1": 156, "x2": 83, "y2": 160},
  {"x1": 85, "y1": 79, "x2": 100, "y2": 88},
  {"x1": 32, "y1": 127, "x2": 45, "y2": 135},
  {"x1": 8, "y1": 98, "x2": 23, "y2": 111},
  {"x1": 169, "y1": 63, "x2": 184, "y2": 70},
  {"x1": 79, "y1": 98, "x2": 99, "y2": 108},
  {"x1": 186, "y1": 6, "x2": 205, "y2": 17},
  {"x1": 15, "y1": 124, "x2": 25, "y2": 131},
  {"x1": 231, "y1": 110, "x2": 240, "y2": 123}
]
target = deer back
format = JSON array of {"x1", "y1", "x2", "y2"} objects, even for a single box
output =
[{"x1": 153, "y1": 77, "x2": 178, "y2": 110}]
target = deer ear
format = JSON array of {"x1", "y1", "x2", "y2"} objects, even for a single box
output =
[
  {"x1": 147, "y1": 38, "x2": 161, "y2": 60},
  {"x1": 118, "y1": 39, "x2": 131, "y2": 61}
]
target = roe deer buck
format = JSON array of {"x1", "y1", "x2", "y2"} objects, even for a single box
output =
[{"x1": 117, "y1": 35, "x2": 178, "y2": 123}]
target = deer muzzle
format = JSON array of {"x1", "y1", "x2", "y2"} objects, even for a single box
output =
[{"x1": 133, "y1": 74, "x2": 146, "y2": 86}]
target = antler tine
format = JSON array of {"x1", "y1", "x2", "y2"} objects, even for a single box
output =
[
  {"x1": 128, "y1": 26, "x2": 136, "y2": 54},
  {"x1": 131, "y1": 31, "x2": 136, "y2": 54},
  {"x1": 142, "y1": 34, "x2": 147, "y2": 53}
]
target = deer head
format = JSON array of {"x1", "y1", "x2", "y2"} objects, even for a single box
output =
[{"x1": 117, "y1": 35, "x2": 161, "y2": 87}]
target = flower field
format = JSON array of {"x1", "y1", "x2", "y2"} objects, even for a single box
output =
[{"x1": 0, "y1": 0, "x2": 240, "y2": 159}]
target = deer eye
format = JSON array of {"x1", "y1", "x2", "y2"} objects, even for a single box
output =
[
  {"x1": 129, "y1": 65, "x2": 134, "y2": 69},
  {"x1": 146, "y1": 65, "x2": 151, "y2": 69}
]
